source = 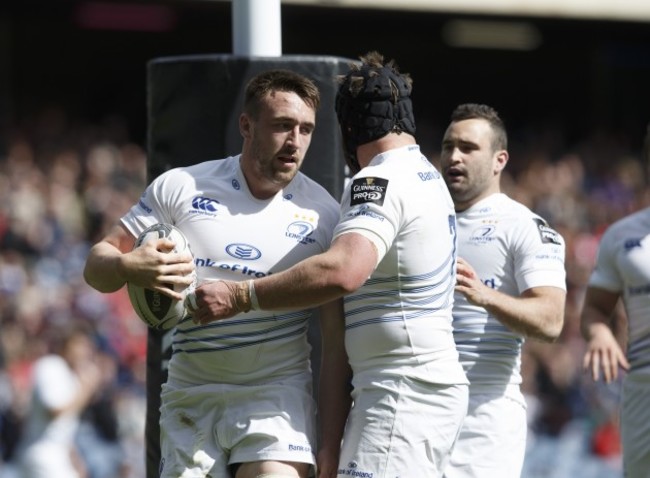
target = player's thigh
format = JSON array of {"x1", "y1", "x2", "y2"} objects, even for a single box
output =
[
  {"x1": 446, "y1": 390, "x2": 527, "y2": 478},
  {"x1": 621, "y1": 375, "x2": 650, "y2": 477},
  {"x1": 234, "y1": 460, "x2": 311, "y2": 478},
  {"x1": 159, "y1": 376, "x2": 316, "y2": 477},
  {"x1": 339, "y1": 376, "x2": 467, "y2": 477},
  {"x1": 224, "y1": 377, "x2": 316, "y2": 473},
  {"x1": 159, "y1": 384, "x2": 229, "y2": 478}
]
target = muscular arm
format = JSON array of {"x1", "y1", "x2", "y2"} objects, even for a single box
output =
[
  {"x1": 83, "y1": 225, "x2": 135, "y2": 292},
  {"x1": 256, "y1": 232, "x2": 377, "y2": 309},
  {"x1": 84, "y1": 224, "x2": 195, "y2": 299},
  {"x1": 317, "y1": 299, "x2": 352, "y2": 478},
  {"x1": 580, "y1": 286, "x2": 629, "y2": 383},
  {"x1": 189, "y1": 232, "x2": 379, "y2": 324},
  {"x1": 456, "y1": 257, "x2": 566, "y2": 342}
]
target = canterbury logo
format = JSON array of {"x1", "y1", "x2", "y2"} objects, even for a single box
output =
[{"x1": 191, "y1": 196, "x2": 219, "y2": 212}]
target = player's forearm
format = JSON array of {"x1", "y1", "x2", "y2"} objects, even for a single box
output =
[
  {"x1": 84, "y1": 242, "x2": 128, "y2": 293},
  {"x1": 255, "y1": 245, "x2": 370, "y2": 310},
  {"x1": 482, "y1": 288, "x2": 565, "y2": 341},
  {"x1": 579, "y1": 287, "x2": 620, "y2": 341},
  {"x1": 255, "y1": 259, "x2": 353, "y2": 310},
  {"x1": 318, "y1": 307, "x2": 352, "y2": 455},
  {"x1": 580, "y1": 305, "x2": 614, "y2": 341},
  {"x1": 317, "y1": 299, "x2": 351, "y2": 458},
  {"x1": 195, "y1": 235, "x2": 376, "y2": 321},
  {"x1": 318, "y1": 358, "x2": 352, "y2": 461}
]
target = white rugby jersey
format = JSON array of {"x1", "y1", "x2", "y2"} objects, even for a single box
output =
[
  {"x1": 334, "y1": 145, "x2": 468, "y2": 386},
  {"x1": 121, "y1": 155, "x2": 340, "y2": 386},
  {"x1": 588, "y1": 207, "x2": 650, "y2": 376},
  {"x1": 453, "y1": 193, "x2": 566, "y2": 387}
]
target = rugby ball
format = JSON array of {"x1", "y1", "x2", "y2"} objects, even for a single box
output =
[{"x1": 126, "y1": 223, "x2": 196, "y2": 330}]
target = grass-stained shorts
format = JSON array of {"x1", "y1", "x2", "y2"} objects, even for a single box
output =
[{"x1": 159, "y1": 371, "x2": 316, "y2": 478}]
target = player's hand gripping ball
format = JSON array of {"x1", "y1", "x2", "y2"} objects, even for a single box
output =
[{"x1": 127, "y1": 223, "x2": 196, "y2": 330}]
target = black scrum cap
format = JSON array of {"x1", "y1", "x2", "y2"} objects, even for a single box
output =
[{"x1": 335, "y1": 60, "x2": 416, "y2": 173}]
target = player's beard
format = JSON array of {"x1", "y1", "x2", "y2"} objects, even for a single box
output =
[
  {"x1": 447, "y1": 159, "x2": 495, "y2": 207},
  {"x1": 250, "y1": 138, "x2": 302, "y2": 187}
]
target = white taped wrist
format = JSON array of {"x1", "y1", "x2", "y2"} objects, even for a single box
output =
[{"x1": 248, "y1": 280, "x2": 260, "y2": 310}]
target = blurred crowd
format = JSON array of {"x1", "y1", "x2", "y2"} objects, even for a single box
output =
[
  {"x1": 0, "y1": 109, "x2": 149, "y2": 478},
  {"x1": 0, "y1": 107, "x2": 648, "y2": 478},
  {"x1": 490, "y1": 128, "x2": 648, "y2": 477}
]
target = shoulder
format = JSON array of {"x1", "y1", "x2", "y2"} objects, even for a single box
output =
[
  {"x1": 493, "y1": 194, "x2": 534, "y2": 216},
  {"x1": 292, "y1": 172, "x2": 339, "y2": 205},
  {"x1": 469, "y1": 194, "x2": 538, "y2": 223},
  {"x1": 606, "y1": 207, "x2": 650, "y2": 232},
  {"x1": 600, "y1": 208, "x2": 650, "y2": 244},
  {"x1": 495, "y1": 195, "x2": 564, "y2": 245},
  {"x1": 499, "y1": 195, "x2": 550, "y2": 224},
  {"x1": 158, "y1": 157, "x2": 233, "y2": 178},
  {"x1": 150, "y1": 158, "x2": 233, "y2": 190}
]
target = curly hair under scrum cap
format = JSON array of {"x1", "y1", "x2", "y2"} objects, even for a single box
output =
[{"x1": 335, "y1": 52, "x2": 416, "y2": 173}]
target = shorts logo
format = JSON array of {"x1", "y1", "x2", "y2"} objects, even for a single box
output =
[
  {"x1": 339, "y1": 462, "x2": 374, "y2": 477},
  {"x1": 288, "y1": 443, "x2": 312, "y2": 452},
  {"x1": 225, "y1": 243, "x2": 262, "y2": 260},
  {"x1": 533, "y1": 218, "x2": 561, "y2": 245},
  {"x1": 350, "y1": 177, "x2": 388, "y2": 206}
]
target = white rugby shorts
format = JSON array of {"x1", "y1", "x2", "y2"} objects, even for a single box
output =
[
  {"x1": 337, "y1": 375, "x2": 468, "y2": 478},
  {"x1": 159, "y1": 372, "x2": 316, "y2": 478},
  {"x1": 444, "y1": 386, "x2": 527, "y2": 478}
]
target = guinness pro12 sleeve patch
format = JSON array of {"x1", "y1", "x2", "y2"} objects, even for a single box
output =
[
  {"x1": 533, "y1": 218, "x2": 562, "y2": 245},
  {"x1": 350, "y1": 177, "x2": 389, "y2": 206}
]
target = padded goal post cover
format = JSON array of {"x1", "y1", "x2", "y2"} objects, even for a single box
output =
[{"x1": 145, "y1": 54, "x2": 353, "y2": 478}]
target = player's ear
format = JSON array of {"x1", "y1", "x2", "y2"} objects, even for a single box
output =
[
  {"x1": 239, "y1": 113, "x2": 252, "y2": 138},
  {"x1": 494, "y1": 149, "x2": 508, "y2": 174}
]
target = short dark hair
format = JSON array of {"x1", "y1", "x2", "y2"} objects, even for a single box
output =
[
  {"x1": 244, "y1": 69, "x2": 320, "y2": 118},
  {"x1": 450, "y1": 103, "x2": 508, "y2": 151}
]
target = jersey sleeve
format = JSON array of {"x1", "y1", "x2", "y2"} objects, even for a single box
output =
[
  {"x1": 512, "y1": 214, "x2": 567, "y2": 292},
  {"x1": 587, "y1": 227, "x2": 623, "y2": 292},
  {"x1": 333, "y1": 174, "x2": 398, "y2": 263},
  {"x1": 120, "y1": 167, "x2": 190, "y2": 236}
]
